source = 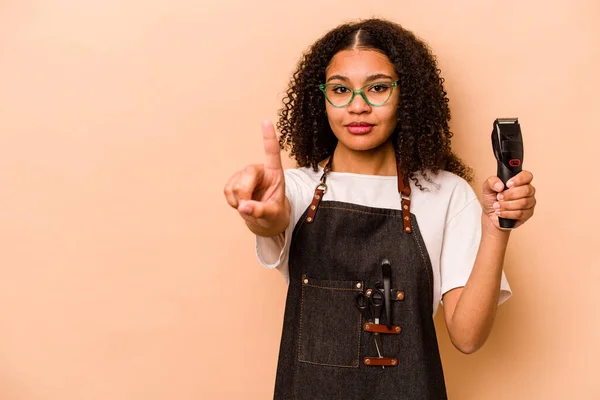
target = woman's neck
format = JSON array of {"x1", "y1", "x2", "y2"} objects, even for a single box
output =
[{"x1": 322, "y1": 140, "x2": 397, "y2": 176}]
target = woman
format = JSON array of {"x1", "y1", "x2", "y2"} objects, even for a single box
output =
[{"x1": 224, "y1": 18, "x2": 536, "y2": 399}]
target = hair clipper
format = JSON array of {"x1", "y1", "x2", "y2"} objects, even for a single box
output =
[{"x1": 491, "y1": 118, "x2": 523, "y2": 229}]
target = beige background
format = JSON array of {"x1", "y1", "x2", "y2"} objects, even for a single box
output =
[{"x1": 1, "y1": 0, "x2": 598, "y2": 399}]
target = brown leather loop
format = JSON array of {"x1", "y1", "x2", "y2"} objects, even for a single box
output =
[
  {"x1": 363, "y1": 357, "x2": 398, "y2": 367},
  {"x1": 366, "y1": 288, "x2": 404, "y2": 301},
  {"x1": 363, "y1": 323, "x2": 402, "y2": 334}
]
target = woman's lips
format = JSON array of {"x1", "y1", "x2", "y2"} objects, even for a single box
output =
[{"x1": 347, "y1": 124, "x2": 373, "y2": 134}]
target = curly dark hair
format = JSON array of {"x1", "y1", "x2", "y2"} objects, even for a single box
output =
[{"x1": 276, "y1": 18, "x2": 473, "y2": 189}]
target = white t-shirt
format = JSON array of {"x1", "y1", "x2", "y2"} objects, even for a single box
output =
[{"x1": 255, "y1": 166, "x2": 512, "y2": 317}]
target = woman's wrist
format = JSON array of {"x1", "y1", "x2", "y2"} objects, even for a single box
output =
[{"x1": 481, "y1": 214, "x2": 511, "y2": 243}]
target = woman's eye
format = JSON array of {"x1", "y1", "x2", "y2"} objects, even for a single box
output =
[
  {"x1": 369, "y1": 84, "x2": 390, "y2": 92},
  {"x1": 332, "y1": 86, "x2": 350, "y2": 94}
]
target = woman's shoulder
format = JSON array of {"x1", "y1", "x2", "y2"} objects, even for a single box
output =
[
  {"x1": 412, "y1": 169, "x2": 479, "y2": 216},
  {"x1": 281, "y1": 166, "x2": 324, "y2": 201},
  {"x1": 413, "y1": 169, "x2": 476, "y2": 195},
  {"x1": 410, "y1": 169, "x2": 481, "y2": 227},
  {"x1": 283, "y1": 166, "x2": 322, "y2": 186}
]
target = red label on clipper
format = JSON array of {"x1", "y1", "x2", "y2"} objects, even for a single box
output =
[{"x1": 509, "y1": 159, "x2": 521, "y2": 167}]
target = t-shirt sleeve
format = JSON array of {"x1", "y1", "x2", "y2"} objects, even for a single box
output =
[
  {"x1": 254, "y1": 212, "x2": 294, "y2": 284},
  {"x1": 439, "y1": 194, "x2": 512, "y2": 306},
  {"x1": 253, "y1": 171, "x2": 299, "y2": 285}
]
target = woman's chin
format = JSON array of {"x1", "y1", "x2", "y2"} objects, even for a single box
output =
[{"x1": 335, "y1": 134, "x2": 393, "y2": 153}]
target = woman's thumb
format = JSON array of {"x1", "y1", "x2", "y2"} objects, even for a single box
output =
[
  {"x1": 238, "y1": 199, "x2": 270, "y2": 219},
  {"x1": 485, "y1": 176, "x2": 505, "y2": 194},
  {"x1": 237, "y1": 200, "x2": 254, "y2": 216}
]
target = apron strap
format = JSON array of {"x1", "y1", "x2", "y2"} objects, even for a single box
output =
[
  {"x1": 306, "y1": 153, "x2": 413, "y2": 234},
  {"x1": 396, "y1": 162, "x2": 413, "y2": 233},
  {"x1": 305, "y1": 157, "x2": 331, "y2": 223}
]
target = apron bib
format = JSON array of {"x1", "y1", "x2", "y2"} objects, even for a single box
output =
[{"x1": 273, "y1": 158, "x2": 448, "y2": 399}]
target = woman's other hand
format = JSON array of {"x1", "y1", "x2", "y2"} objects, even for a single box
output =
[{"x1": 482, "y1": 171, "x2": 536, "y2": 231}]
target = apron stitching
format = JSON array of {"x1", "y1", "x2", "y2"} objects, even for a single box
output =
[
  {"x1": 297, "y1": 359, "x2": 359, "y2": 368},
  {"x1": 319, "y1": 205, "x2": 404, "y2": 217},
  {"x1": 303, "y1": 284, "x2": 358, "y2": 291},
  {"x1": 297, "y1": 283, "x2": 305, "y2": 363}
]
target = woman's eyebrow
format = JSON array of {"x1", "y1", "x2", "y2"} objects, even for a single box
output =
[
  {"x1": 326, "y1": 73, "x2": 395, "y2": 83},
  {"x1": 365, "y1": 73, "x2": 394, "y2": 82},
  {"x1": 326, "y1": 74, "x2": 349, "y2": 83}
]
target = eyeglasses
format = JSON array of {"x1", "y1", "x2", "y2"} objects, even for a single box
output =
[{"x1": 318, "y1": 81, "x2": 399, "y2": 107}]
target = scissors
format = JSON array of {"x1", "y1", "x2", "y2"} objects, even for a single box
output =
[{"x1": 355, "y1": 288, "x2": 385, "y2": 367}]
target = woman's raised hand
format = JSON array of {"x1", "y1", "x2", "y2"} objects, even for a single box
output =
[{"x1": 224, "y1": 121, "x2": 290, "y2": 237}]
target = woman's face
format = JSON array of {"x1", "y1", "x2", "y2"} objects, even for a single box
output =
[{"x1": 323, "y1": 49, "x2": 400, "y2": 153}]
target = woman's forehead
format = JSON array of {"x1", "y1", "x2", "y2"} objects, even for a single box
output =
[{"x1": 325, "y1": 49, "x2": 396, "y2": 80}]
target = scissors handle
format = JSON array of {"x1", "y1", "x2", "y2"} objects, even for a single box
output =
[
  {"x1": 355, "y1": 292, "x2": 373, "y2": 322},
  {"x1": 370, "y1": 289, "x2": 384, "y2": 323}
]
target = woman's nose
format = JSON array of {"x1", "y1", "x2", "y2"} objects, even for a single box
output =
[{"x1": 347, "y1": 93, "x2": 371, "y2": 114}]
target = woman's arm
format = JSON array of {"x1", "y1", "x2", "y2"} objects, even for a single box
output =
[
  {"x1": 442, "y1": 171, "x2": 536, "y2": 354},
  {"x1": 442, "y1": 218, "x2": 509, "y2": 354}
]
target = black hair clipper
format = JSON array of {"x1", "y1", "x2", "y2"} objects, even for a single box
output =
[{"x1": 491, "y1": 118, "x2": 523, "y2": 229}]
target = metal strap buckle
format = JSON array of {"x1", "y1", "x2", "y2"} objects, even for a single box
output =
[{"x1": 316, "y1": 182, "x2": 328, "y2": 194}]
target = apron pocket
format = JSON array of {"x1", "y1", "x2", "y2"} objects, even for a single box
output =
[{"x1": 297, "y1": 275, "x2": 363, "y2": 368}]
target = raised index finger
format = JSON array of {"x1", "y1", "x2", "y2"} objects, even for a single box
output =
[{"x1": 262, "y1": 120, "x2": 283, "y2": 171}]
